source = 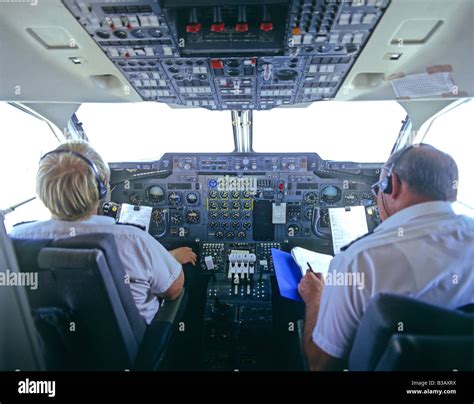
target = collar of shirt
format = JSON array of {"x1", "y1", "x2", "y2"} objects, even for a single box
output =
[
  {"x1": 74, "y1": 215, "x2": 116, "y2": 226},
  {"x1": 374, "y1": 201, "x2": 454, "y2": 233}
]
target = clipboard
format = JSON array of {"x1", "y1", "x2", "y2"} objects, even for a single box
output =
[{"x1": 271, "y1": 248, "x2": 303, "y2": 302}]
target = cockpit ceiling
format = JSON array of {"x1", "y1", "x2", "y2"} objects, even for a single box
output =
[
  {"x1": 58, "y1": 0, "x2": 389, "y2": 110},
  {"x1": 0, "y1": 0, "x2": 472, "y2": 109}
]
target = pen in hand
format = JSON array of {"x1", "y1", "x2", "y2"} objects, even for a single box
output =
[{"x1": 307, "y1": 262, "x2": 323, "y2": 281}]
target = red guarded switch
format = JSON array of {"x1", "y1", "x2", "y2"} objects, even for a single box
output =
[
  {"x1": 186, "y1": 23, "x2": 201, "y2": 33},
  {"x1": 235, "y1": 23, "x2": 249, "y2": 33},
  {"x1": 211, "y1": 23, "x2": 225, "y2": 33},
  {"x1": 260, "y1": 22, "x2": 274, "y2": 32}
]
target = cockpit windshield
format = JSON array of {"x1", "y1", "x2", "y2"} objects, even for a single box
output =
[{"x1": 77, "y1": 100, "x2": 406, "y2": 162}]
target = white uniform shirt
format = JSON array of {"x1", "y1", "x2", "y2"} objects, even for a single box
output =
[
  {"x1": 9, "y1": 215, "x2": 182, "y2": 324},
  {"x1": 313, "y1": 201, "x2": 474, "y2": 359}
]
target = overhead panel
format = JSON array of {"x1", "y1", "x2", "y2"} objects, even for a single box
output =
[{"x1": 63, "y1": 0, "x2": 389, "y2": 110}]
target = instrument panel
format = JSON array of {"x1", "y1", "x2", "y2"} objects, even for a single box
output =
[
  {"x1": 63, "y1": 0, "x2": 390, "y2": 111},
  {"x1": 108, "y1": 152, "x2": 381, "y2": 370},
  {"x1": 109, "y1": 152, "x2": 381, "y2": 245}
]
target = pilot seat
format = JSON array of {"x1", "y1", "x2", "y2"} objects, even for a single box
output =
[{"x1": 11, "y1": 233, "x2": 188, "y2": 371}]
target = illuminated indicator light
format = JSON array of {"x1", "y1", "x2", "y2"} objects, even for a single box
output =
[
  {"x1": 211, "y1": 23, "x2": 225, "y2": 32},
  {"x1": 278, "y1": 182, "x2": 284, "y2": 191},
  {"x1": 211, "y1": 59, "x2": 224, "y2": 69},
  {"x1": 186, "y1": 23, "x2": 202, "y2": 33},
  {"x1": 260, "y1": 22, "x2": 273, "y2": 32},
  {"x1": 292, "y1": 27, "x2": 300, "y2": 35}
]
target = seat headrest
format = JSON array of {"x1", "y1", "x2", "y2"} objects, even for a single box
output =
[{"x1": 349, "y1": 293, "x2": 474, "y2": 371}]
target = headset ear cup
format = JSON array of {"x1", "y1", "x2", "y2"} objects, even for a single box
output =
[
  {"x1": 98, "y1": 182, "x2": 107, "y2": 199},
  {"x1": 382, "y1": 175, "x2": 393, "y2": 194}
]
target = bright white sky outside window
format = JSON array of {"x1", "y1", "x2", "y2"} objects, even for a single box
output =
[
  {"x1": 415, "y1": 99, "x2": 474, "y2": 216},
  {"x1": 0, "y1": 103, "x2": 60, "y2": 232},
  {"x1": 78, "y1": 100, "x2": 405, "y2": 163}
]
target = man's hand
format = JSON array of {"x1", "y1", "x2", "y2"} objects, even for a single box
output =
[
  {"x1": 170, "y1": 247, "x2": 197, "y2": 266},
  {"x1": 298, "y1": 270, "x2": 324, "y2": 306}
]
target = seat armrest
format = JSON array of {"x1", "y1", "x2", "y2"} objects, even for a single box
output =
[
  {"x1": 153, "y1": 288, "x2": 188, "y2": 325},
  {"x1": 297, "y1": 319, "x2": 309, "y2": 371},
  {"x1": 133, "y1": 289, "x2": 188, "y2": 370}
]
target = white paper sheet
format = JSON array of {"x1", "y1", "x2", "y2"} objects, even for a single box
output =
[
  {"x1": 272, "y1": 202, "x2": 287, "y2": 224},
  {"x1": 117, "y1": 203, "x2": 152, "y2": 232},
  {"x1": 328, "y1": 206, "x2": 368, "y2": 254},
  {"x1": 390, "y1": 72, "x2": 455, "y2": 98},
  {"x1": 291, "y1": 247, "x2": 333, "y2": 277}
]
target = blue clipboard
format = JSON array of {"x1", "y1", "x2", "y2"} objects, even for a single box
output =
[{"x1": 271, "y1": 248, "x2": 303, "y2": 302}]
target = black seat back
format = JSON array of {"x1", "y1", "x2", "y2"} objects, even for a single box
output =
[
  {"x1": 376, "y1": 334, "x2": 474, "y2": 371},
  {"x1": 12, "y1": 234, "x2": 147, "y2": 370},
  {"x1": 51, "y1": 234, "x2": 147, "y2": 343},
  {"x1": 349, "y1": 293, "x2": 474, "y2": 371}
]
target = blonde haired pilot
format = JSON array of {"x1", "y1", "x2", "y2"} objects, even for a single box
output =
[
  {"x1": 10, "y1": 141, "x2": 196, "y2": 324},
  {"x1": 36, "y1": 141, "x2": 110, "y2": 221}
]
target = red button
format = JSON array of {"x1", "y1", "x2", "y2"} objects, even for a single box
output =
[
  {"x1": 211, "y1": 23, "x2": 225, "y2": 33},
  {"x1": 260, "y1": 22, "x2": 273, "y2": 32},
  {"x1": 186, "y1": 23, "x2": 201, "y2": 33},
  {"x1": 211, "y1": 59, "x2": 224, "y2": 69},
  {"x1": 235, "y1": 23, "x2": 249, "y2": 33},
  {"x1": 278, "y1": 182, "x2": 284, "y2": 191}
]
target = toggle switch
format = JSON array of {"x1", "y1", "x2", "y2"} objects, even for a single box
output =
[
  {"x1": 260, "y1": 5, "x2": 273, "y2": 32},
  {"x1": 211, "y1": 7, "x2": 225, "y2": 32},
  {"x1": 186, "y1": 8, "x2": 201, "y2": 33},
  {"x1": 235, "y1": 5, "x2": 248, "y2": 33}
]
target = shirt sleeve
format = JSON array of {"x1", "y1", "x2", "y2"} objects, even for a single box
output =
[
  {"x1": 312, "y1": 252, "x2": 372, "y2": 359},
  {"x1": 140, "y1": 234, "x2": 183, "y2": 295}
]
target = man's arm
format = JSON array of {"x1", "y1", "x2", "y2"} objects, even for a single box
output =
[
  {"x1": 298, "y1": 271, "x2": 345, "y2": 371},
  {"x1": 160, "y1": 269, "x2": 184, "y2": 300},
  {"x1": 156, "y1": 247, "x2": 196, "y2": 300}
]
